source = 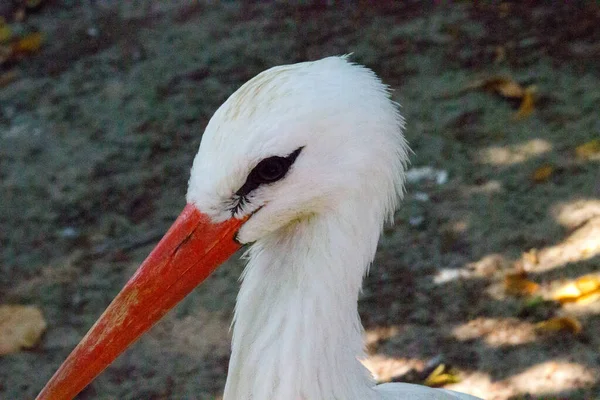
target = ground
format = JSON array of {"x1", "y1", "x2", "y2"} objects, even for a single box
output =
[{"x1": 1, "y1": 2, "x2": 599, "y2": 399}]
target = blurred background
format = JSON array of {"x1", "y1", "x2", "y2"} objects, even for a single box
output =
[{"x1": 1, "y1": 1, "x2": 599, "y2": 399}]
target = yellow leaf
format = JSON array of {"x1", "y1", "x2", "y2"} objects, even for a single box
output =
[
  {"x1": 515, "y1": 86, "x2": 536, "y2": 119},
  {"x1": 0, "y1": 18, "x2": 11, "y2": 43},
  {"x1": 0, "y1": 305, "x2": 47, "y2": 356},
  {"x1": 535, "y1": 316, "x2": 582, "y2": 335},
  {"x1": 576, "y1": 275, "x2": 600, "y2": 293},
  {"x1": 0, "y1": 70, "x2": 18, "y2": 88},
  {"x1": 575, "y1": 139, "x2": 600, "y2": 160},
  {"x1": 573, "y1": 291, "x2": 600, "y2": 305},
  {"x1": 12, "y1": 31, "x2": 43, "y2": 54},
  {"x1": 553, "y1": 275, "x2": 600, "y2": 304},
  {"x1": 522, "y1": 248, "x2": 539, "y2": 265},
  {"x1": 532, "y1": 165, "x2": 554, "y2": 183},
  {"x1": 424, "y1": 364, "x2": 461, "y2": 387},
  {"x1": 554, "y1": 283, "x2": 584, "y2": 303},
  {"x1": 478, "y1": 76, "x2": 525, "y2": 98},
  {"x1": 504, "y1": 272, "x2": 540, "y2": 296}
]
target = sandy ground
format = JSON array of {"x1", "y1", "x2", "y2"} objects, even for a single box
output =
[{"x1": 1, "y1": 2, "x2": 599, "y2": 399}]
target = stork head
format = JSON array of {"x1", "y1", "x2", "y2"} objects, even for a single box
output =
[
  {"x1": 188, "y1": 56, "x2": 408, "y2": 243},
  {"x1": 36, "y1": 56, "x2": 408, "y2": 400}
]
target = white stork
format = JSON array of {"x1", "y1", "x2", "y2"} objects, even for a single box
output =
[{"x1": 36, "y1": 56, "x2": 481, "y2": 400}]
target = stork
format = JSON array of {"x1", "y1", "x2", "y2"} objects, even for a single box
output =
[{"x1": 36, "y1": 56, "x2": 481, "y2": 400}]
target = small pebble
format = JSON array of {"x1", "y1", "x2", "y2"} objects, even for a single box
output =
[
  {"x1": 60, "y1": 227, "x2": 79, "y2": 239},
  {"x1": 409, "y1": 215, "x2": 425, "y2": 227},
  {"x1": 414, "y1": 192, "x2": 430, "y2": 202}
]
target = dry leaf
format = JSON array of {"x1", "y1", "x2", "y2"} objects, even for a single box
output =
[
  {"x1": 467, "y1": 77, "x2": 536, "y2": 119},
  {"x1": 423, "y1": 364, "x2": 461, "y2": 387},
  {"x1": 554, "y1": 284, "x2": 581, "y2": 302},
  {"x1": 553, "y1": 275, "x2": 600, "y2": 304},
  {"x1": 575, "y1": 139, "x2": 600, "y2": 160},
  {"x1": 26, "y1": 0, "x2": 45, "y2": 9},
  {"x1": 573, "y1": 291, "x2": 600, "y2": 305},
  {"x1": 0, "y1": 305, "x2": 47, "y2": 355},
  {"x1": 0, "y1": 43, "x2": 10, "y2": 64},
  {"x1": 535, "y1": 316, "x2": 582, "y2": 335},
  {"x1": 0, "y1": 18, "x2": 11, "y2": 43},
  {"x1": 494, "y1": 46, "x2": 506, "y2": 63},
  {"x1": 504, "y1": 272, "x2": 540, "y2": 296},
  {"x1": 0, "y1": 69, "x2": 18, "y2": 87},
  {"x1": 576, "y1": 275, "x2": 600, "y2": 293},
  {"x1": 477, "y1": 76, "x2": 525, "y2": 98},
  {"x1": 12, "y1": 31, "x2": 43, "y2": 54},
  {"x1": 532, "y1": 165, "x2": 554, "y2": 183},
  {"x1": 522, "y1": 248, "x2": 539, "y2": 265},
  {"x1": 515, "y1": 86, "x2": 536, "y2": 119}
]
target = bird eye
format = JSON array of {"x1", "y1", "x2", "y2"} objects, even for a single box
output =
[
  {"x1": 234, "y1": 147, "x2": 303, "y2": 199},
  {"x1": 252, "y1": 157, "x2": 287, "y2": 183}
]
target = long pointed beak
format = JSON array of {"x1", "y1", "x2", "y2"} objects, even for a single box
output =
[{"x1": 36, "y1": 204, "x2": 245, "y2": 400}]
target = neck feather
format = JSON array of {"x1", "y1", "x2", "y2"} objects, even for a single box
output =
[{"x1": 223, "y1": 203, "x2": 383, "y2": 400}]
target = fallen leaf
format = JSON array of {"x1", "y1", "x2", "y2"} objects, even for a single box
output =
[
  {"x1": 575, "y1": 139, "x2": 600, "y2": 160},
  {"x1": 522, "y1": 248, "x2": 539, "y2": 265},
  {"x1": 535, "y1": 316, "x2": 582, "y2": 335},
  {"x1": 0, "y1": 43, "x2": 10, "y2": 64},
  {"x1": 423, "y1": 364, "x2": 461, "y2": 387},
  {"x1": 475, "y1": 76, "x2": 525, "y2": 98},
  {"x1": 466, "y1": 77, "x2": 537, "y2": 119},
  {"x1": 494, "y1": 46, "x2": 506, "y2": 63},
  {"x1": 0, "y1": 18, "x2": 11, "y2": 43},
  {"x1": 504, "y1": 272, "x2": 540, "y2": 296},
  {"x1": 0, "y1": 305, "x2": 47, "y2": 355},
  {"x1": 515, "y1": 86, "x2": 536, "y2": 119},
  {"x1": 0, "y1": 69, "x2": 17, "y2": 87},
  {"x1": 12, "y1": 31, "x2": 43, "y2": 54},
  {"x1": 532, "y1": 165, "x2": 554, "y2": 183},
  {"x1": 573, "y1": 291, "x2": 600, "y2": 305},
  {"x1": 26, "y1": 0, "x2": 45, "y2": 9},
  {"x1": 499, "y1": 2, "x2": 511, "y2": 17},
  {"x1": 553, "y1": 275, "x2": 600, "y2": 304},
  {"x1": 575, "y1": 275, "x2": 600, "y2": 293},
  {"x1": 14, "y1": 7, "x2": 26, "y2": 22}
]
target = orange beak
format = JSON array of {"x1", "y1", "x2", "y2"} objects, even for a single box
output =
[{"x1": 36, "y1": 204, "x2": 246, "y2": 400}]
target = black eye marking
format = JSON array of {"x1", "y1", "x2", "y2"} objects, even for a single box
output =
[{"x1": 230, "y1": 147, "x2": 303, "y2": 216}]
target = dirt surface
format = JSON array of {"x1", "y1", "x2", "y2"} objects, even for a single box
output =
[{"x1": 1, "y1": 2, "x2": 599, "y2": 399}]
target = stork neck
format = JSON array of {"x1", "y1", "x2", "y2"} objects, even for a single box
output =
[{"x1": 223, "y1": 208, "x2": 381, "y2": 400}]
